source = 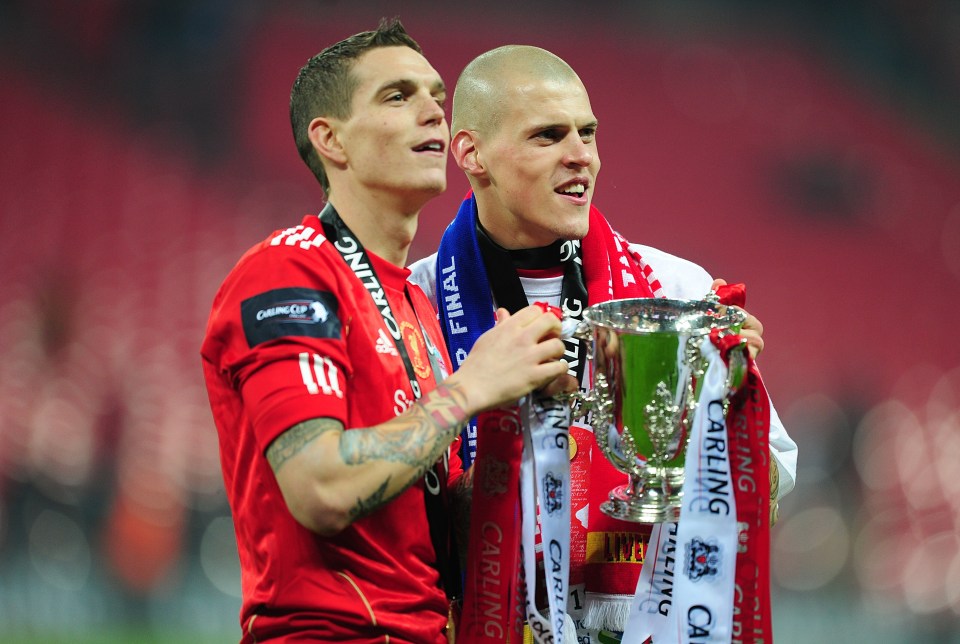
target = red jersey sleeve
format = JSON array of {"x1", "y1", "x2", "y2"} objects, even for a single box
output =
[{"x1": 203, "y1": 244, "x2": 353, "y2": 453}]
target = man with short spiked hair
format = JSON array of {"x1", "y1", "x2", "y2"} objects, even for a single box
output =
[{"x1": 203, "y1": 24, "x2": 573, "y2": 642}]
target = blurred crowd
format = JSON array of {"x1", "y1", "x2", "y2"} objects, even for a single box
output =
[{"x1": 1, "y1": 1, "x2": 959, "y2": 641}]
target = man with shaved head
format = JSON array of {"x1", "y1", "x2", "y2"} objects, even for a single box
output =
[{"x1": 409, "y1": 45, "x2": 798, "y2": 642}]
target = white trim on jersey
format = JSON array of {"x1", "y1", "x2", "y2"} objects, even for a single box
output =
[{"x1": 299, "y1": 352, "x2": 343, "y2": 398}]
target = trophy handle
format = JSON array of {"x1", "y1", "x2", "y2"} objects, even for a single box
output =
[
  {"x1": 702, "y1": 290, "x2": 749, "y2": 393},
  {"x1": 556, "y1": 320, "x2": 596, "y2": 421},
  {"x1": 725, "y1": 336, "x2": 748, "y2": 392},
  {"x1": 590, "y1": 373, "x2": 642, "y2": 474}
]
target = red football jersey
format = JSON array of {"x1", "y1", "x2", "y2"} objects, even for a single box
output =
[{"x1": 201, "y1": 214, "x2": 458, "y2": 643}]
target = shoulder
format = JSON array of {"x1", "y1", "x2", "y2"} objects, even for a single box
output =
[
  {"x1": 202, "y1": 219, "x2": 357, "y2": 367},
  {"x1": 407, "y1": 252, "x2": 439, "y2": 306},
  {"x1": 628, "y1": 242, "x2": 713, "y2": 300},
  {"x1": 228, "y1": 218, "x2": 343, "y2": 286},
  {"x1": 207, "y1": 217, "x2": 350, "y2": 333},
  {"x1": 248, "y1": 217, "x2": 337, "y2": 266}
]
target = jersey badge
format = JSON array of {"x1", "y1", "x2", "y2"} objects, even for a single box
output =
[
  {"x1": 241, "y1": 287, "x2": 341, "y2": 347},
  {"x1": 400, "y1": 320, "x2": 431, "y2": 379}
]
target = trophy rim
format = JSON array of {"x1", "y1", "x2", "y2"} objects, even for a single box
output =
[{"x1": 582, "y1": 297, "x2": 744, "y2": 335}]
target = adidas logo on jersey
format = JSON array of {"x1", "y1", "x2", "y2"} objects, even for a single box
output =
[{"x1": 375, "y1": 328, "x2": 399, "y2": 356}]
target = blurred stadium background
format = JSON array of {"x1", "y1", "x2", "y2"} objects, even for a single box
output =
[{"x1": 1, "y1": 1, "x2": 959, "y2": 642}]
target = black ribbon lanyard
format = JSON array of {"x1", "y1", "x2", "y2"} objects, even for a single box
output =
[
  {"x1": 475, "y1": 221, "x2": 589, "y2": 386},
  {"x1": 319, "y1": 204, "x2": 460, "y2": 601},
  {"x1": 319, "y1": 204, "x2": 423, "y2": 400}
]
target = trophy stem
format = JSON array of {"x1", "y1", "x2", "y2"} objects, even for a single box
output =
[{"x1": 600, "y1": 466, "x2": 682, "y2": 524}]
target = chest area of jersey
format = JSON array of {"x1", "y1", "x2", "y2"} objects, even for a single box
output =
[{"x1": 345, "y1": 280, "x2": 436, "y2": 413}]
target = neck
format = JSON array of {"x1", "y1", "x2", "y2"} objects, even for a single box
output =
[
  {"x1": 474, "y1": 191, "x2": 557, "y2": 250},
  {"x1": 476, "y1": 220, "x2": 563, "y2": 269},
  {"x1": 328, "y1": 191, "x2": 422, "y2": 266}
]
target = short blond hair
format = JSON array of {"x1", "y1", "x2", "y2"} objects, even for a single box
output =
[{"x1": 452, "y1": 45, "x2": 582, "y2": 135}]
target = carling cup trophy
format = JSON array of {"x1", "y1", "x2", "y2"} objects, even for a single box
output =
[{"x1": 571, "y1": 296, "x2": 746, "y2": 523}]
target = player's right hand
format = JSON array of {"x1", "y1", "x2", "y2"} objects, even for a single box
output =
[{"x1": 448, "y1": 305, "x2": 569, "y2": 415}]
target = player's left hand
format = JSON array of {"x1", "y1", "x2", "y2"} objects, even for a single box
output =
[
  {"x1": 538, "y1": 372, "x2": 578, "y2": 398},
  {"x1": 711, "y1": 278, "x2": 764, "y2": 359}
]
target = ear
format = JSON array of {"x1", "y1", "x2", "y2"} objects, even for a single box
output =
[
  {"x1": 451, "y1": 130, "x2": 485, "y2": 178},
  {"x1": 308, "y1": 116, "x2": 347, "y2": 166}
]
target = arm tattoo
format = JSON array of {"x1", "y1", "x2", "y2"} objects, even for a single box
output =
[
  {"x1": 337, "y1": 382, "x2": 469, "y2": 517},
  {"x1": 423, "y1": 383, "x2": 471, "y2": 428},
  {"x1": 266, "y1": 418, "x2": 343, "y2": 472},
  {"x1": 348, "y1": 477, "x2": 391, "y2": 522},
  {"x1": 266, "y1": 383, "x2": 470, "y2": 520},
  {"x1": 338, "y1": 382, "x2": 469, "y2": 472},
  {"x1": 347, "y1": 471, "x2": 420, "y2": 523}
]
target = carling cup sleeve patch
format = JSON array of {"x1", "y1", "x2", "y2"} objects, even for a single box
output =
[{"x1": 241, "y1": 287, "x2": 341, "y2": 347}]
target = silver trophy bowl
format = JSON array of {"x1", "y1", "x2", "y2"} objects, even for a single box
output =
[{"x1": 571, "y1": 297, "x2": 746, "y2": 523}]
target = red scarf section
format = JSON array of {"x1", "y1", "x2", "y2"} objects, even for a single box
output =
[
  {"x1": 460, "y1": 206, "x2": 660, "y2": 643},
  {"x1": 458, "y1": 407, "x2": 525, "y2": 643},
  {"x1": 714, "y1": 328, "x2": 773, "y2": 641}
]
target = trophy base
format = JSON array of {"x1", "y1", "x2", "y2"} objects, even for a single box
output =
[{"x1": 600, "y1": 480, "x2": 681, "y2": 524}]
